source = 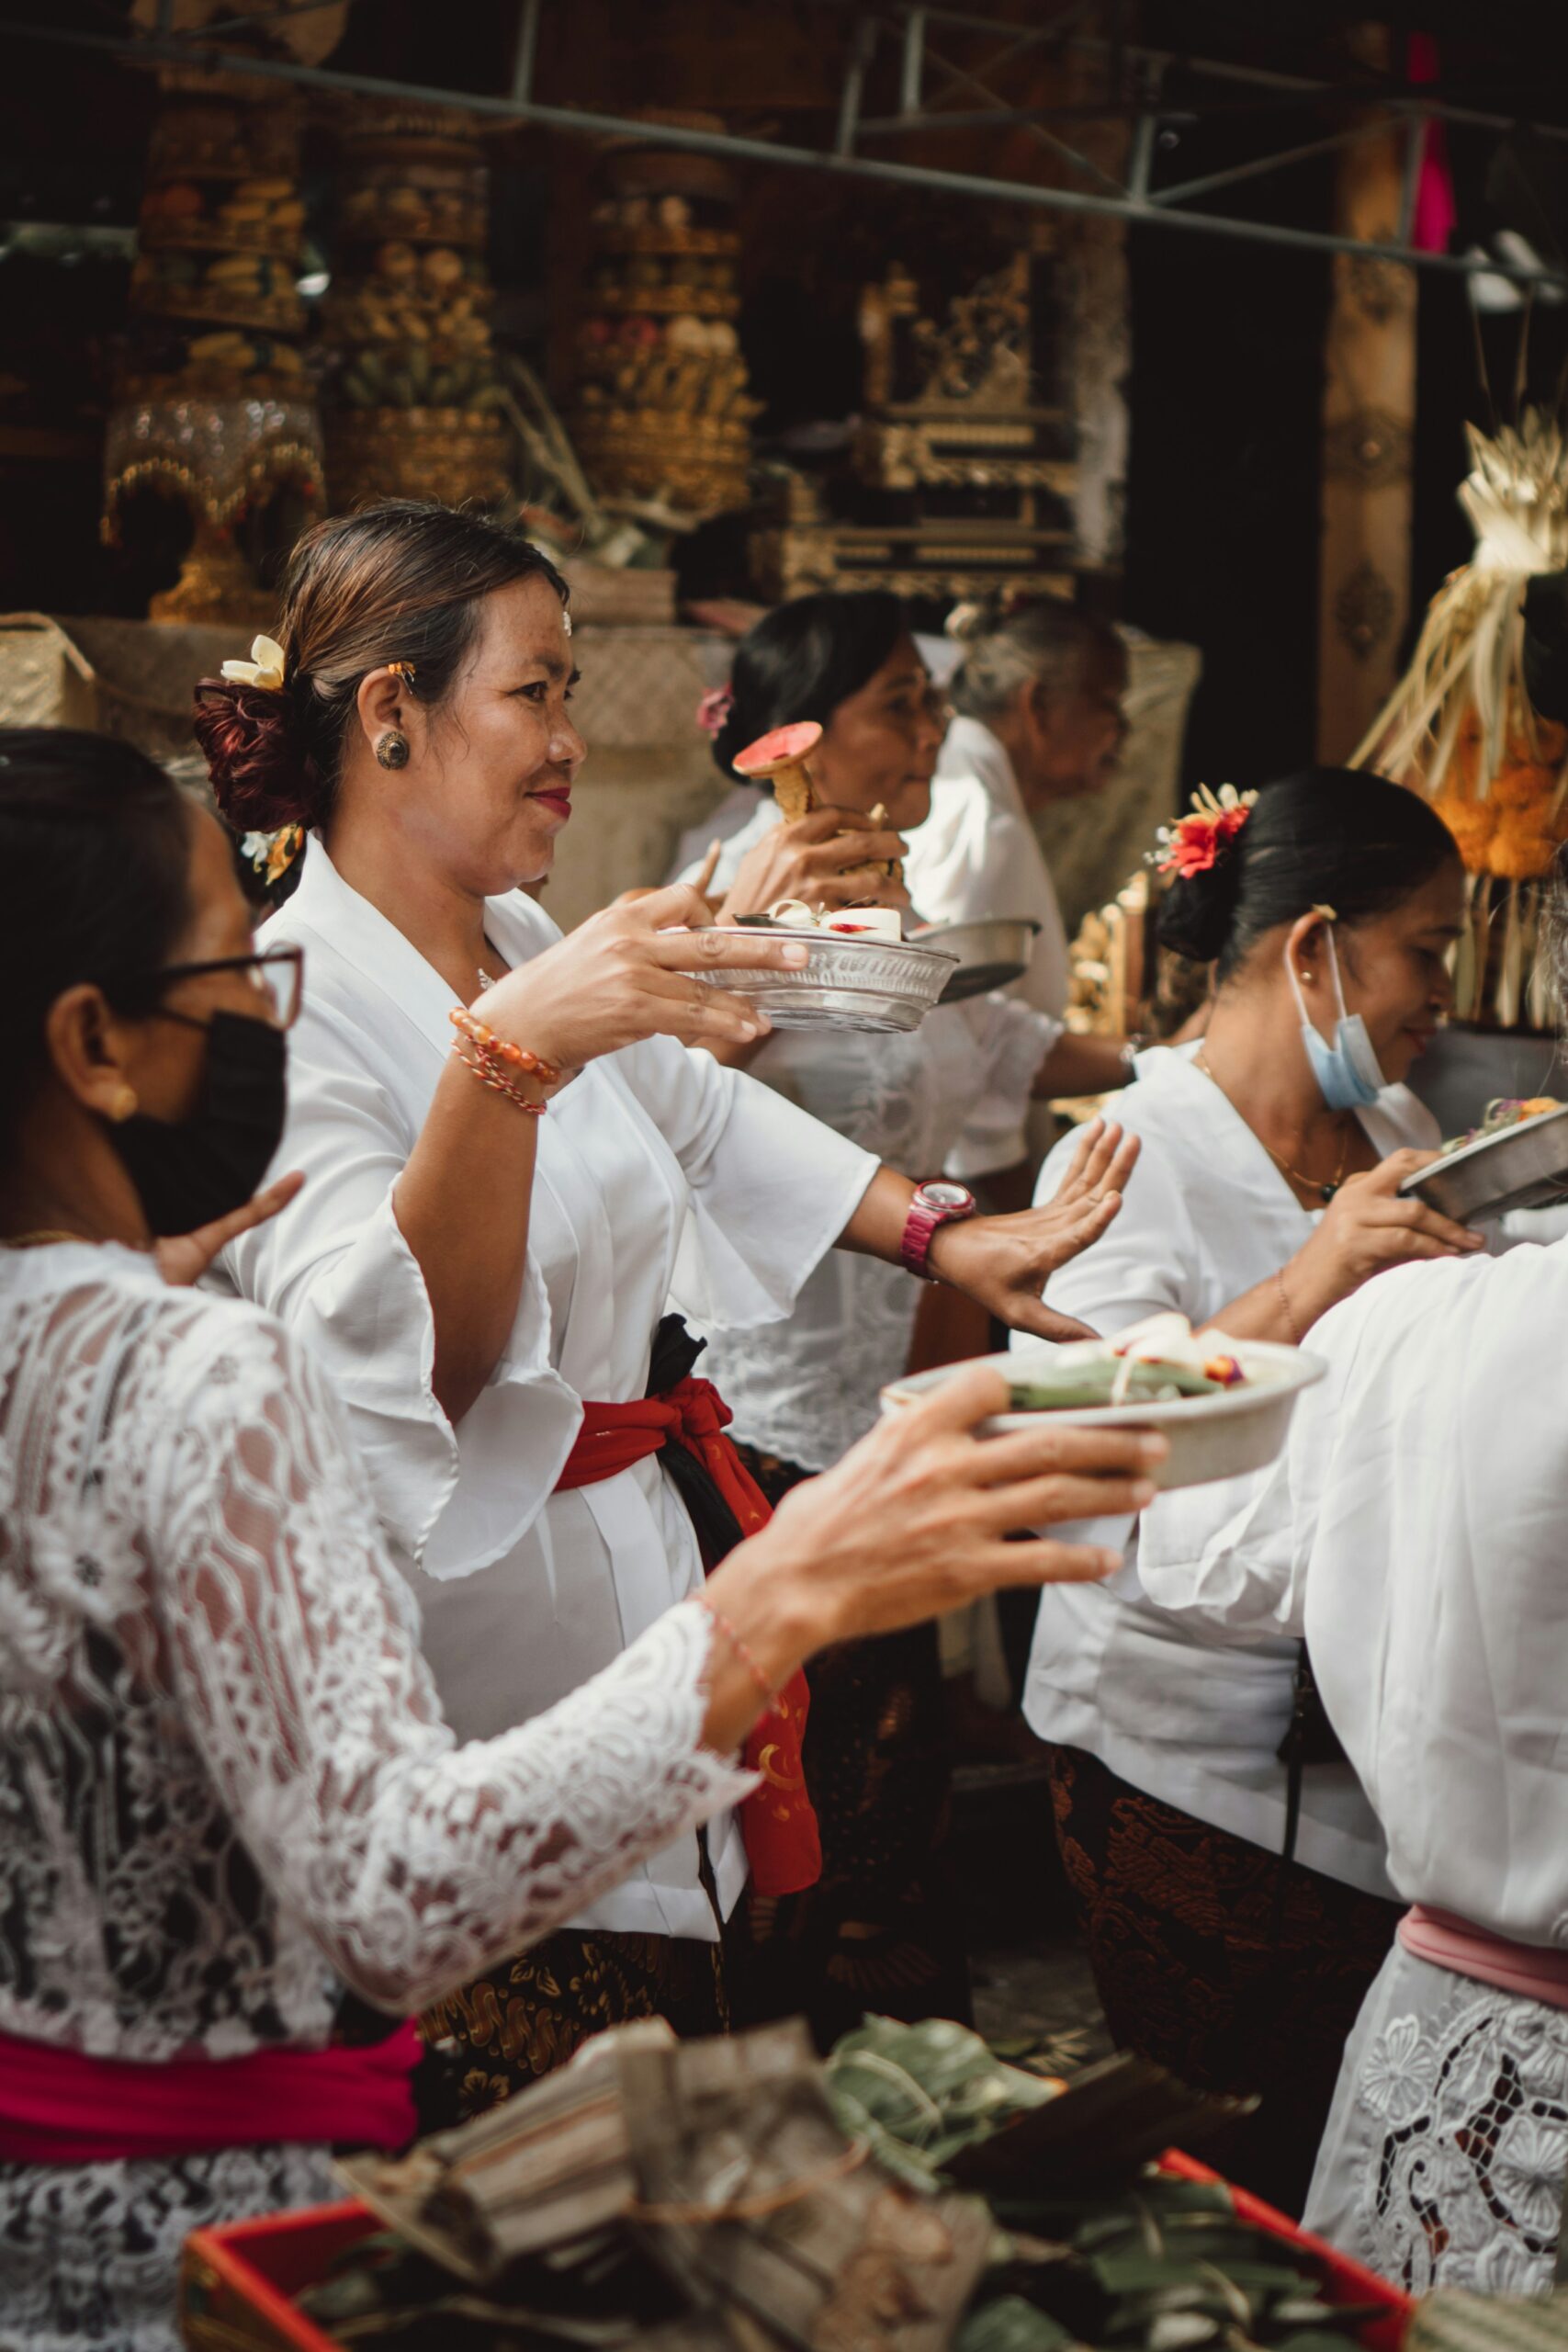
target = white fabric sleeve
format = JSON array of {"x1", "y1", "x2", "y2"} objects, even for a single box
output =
[
  {"x1": 221, "y1": 999, "x2": 581, "y2": 1579},
  {"x1": 146, "y1": 1310, "x2": 753, "y2": 2016},
  {"x1": 943, "y1": 997, "x2": 1063, "y2": 1181},
  {"x1": 1029, "y1": 1114, "x2": 1202, "y2": 1337},
  {"x1": 1135, "y1": 1285, "x2": 1371, "y2": 1637},
  {"x1": 616, "y1": 1035, "x2": 879, "y2": 1331}
]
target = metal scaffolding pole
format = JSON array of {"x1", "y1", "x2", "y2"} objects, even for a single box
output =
[{"x1": 6, "y1": 15, "x2": 1565, "y2": 291}]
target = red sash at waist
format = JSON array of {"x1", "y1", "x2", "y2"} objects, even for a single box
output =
[
  {"x1": 558, "y1": 1375, "x2": 821, "y2": 1899},
  {"x1": 1398, "y1": 1906, "x2": 1568, "y2": 2013},
  {"x1": 0, "y1": 2018, "x2": 420, "y2": 2165}
]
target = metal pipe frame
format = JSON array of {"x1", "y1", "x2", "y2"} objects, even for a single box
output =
[{"x1": 6, "y1": 9, "x2": 1565, "y2": 290}]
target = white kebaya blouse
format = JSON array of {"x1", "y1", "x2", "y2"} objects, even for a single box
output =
[
  {"x1": 217, "y1": 839, "x2": 877, "y2": 1943},
  {"x1": 1020, "y1": 1043, "x2": 1438, "y2": 1894},
  {"x1": 903, "y1": 716, "x2": 1073, "y2": 1179},
  {"x1": 1136, "y1": 1231, "x2": 1568, "y2": 1949},
  {"x1": 680, "y1": 798, "x2": 1058, "y2": 1471}
]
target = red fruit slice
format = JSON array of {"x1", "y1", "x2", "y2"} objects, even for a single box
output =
[{"x1": 732, "y1": 720, "x2": 822, "y2": 776}]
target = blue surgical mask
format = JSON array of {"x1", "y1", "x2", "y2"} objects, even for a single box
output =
[{"x1": 1285, "y1": 925, "x2": 1385, "y2": 1111}]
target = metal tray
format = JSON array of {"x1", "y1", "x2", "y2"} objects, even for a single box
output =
[
  {"x1": 908, "y1": 916, "x2": 1042, "y2": 1002},
  {"x1": 1399, "y1": 1102, "x2": 1568, "y2": 1223},
  {"x1": 686, "y1": 927, "x2": 960, "y2": 1033}
]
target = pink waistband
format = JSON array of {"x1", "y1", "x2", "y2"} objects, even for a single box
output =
[
  {"x1": 0, "y1": 2019, "x2": 421, "y2": 2165},
  {"x1": 1398, "y1": 1905, "x2": 1568, "y2": 2012}
]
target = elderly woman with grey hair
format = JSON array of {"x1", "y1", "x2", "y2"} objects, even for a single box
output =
[{"x1": 906, "y1": 599, "x2": 1138, "y2": 1185}]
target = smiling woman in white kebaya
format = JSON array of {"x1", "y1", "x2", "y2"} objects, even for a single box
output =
[
  {"x1": 1022, "y1": 767, "x2": 1480, "y2": 2214},
  {"x1": 196, "y1": 503, "x2": 1141, "y2": 2110}
]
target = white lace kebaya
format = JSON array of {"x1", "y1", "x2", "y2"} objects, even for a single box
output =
[{"x1": 0, "y1": 1244, "x2": 751, "y2": 2352}]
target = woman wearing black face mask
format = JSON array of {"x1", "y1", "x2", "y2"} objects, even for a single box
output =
[
  {"x1": 0, "y1": 729, "x2": 1159, "y2": 2351},
  {"x1": 0, "y1": 730, "x2": 303, "y2": 1274}
]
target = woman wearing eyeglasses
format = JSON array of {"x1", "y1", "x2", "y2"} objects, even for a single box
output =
[
  {"x1": 677, "y1": 593, "x2": 1141, "y2": 2041},
  {"x1": 0, "y1": 727, "x2": 1165, "y2": 2350}
]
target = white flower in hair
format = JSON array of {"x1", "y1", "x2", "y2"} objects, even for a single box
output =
[{"x1": 220, "y1": 635, "x2": 287, "y2": 692}]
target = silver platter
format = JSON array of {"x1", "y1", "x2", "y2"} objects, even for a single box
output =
[
  {"x1": 690, "y1": 929, "x2": 960, "y2": 1033},
  {"x1": 908, "y1": 915, "x2": 1042, "y2": 1002},
  {"x1": 1400, "y1": 1102, "x2": 1568, "y2": 1222}
]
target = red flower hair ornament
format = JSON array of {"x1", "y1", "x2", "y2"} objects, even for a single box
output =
[{"x1": 1152, "y1": 784, "x2": 1258, "y2": 880}]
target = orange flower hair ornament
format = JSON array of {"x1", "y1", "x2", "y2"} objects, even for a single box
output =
[{"x1": 1152, "y1": 784, "x2": 1258, "y2": 880}]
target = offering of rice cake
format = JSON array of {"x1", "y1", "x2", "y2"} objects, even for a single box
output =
[
  {"x1": 1006, "y1": 1314, "x2": 1247, "y2": 1411},
  {"x1": 734, "y1": 897, "x2": 905, "y2": 944},
  {"x1": 1438, "y1": 1094, "x2": 1563, "y2": 1156},
  {"x1": 883, "y1": 1314, "x2": 1325, "y2": 1492}
]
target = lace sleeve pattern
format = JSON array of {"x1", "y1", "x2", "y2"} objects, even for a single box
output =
[{"x1": 147, "y1": 1307, "x2": 751, "y2": 2014}]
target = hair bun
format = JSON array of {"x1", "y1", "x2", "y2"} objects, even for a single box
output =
[
  {"x1": 193, "y1": 676, "x2": 317, "y2": 832},
  {"x1": 1156, "y1": 855, "x2": 1244, "y2": 965}
]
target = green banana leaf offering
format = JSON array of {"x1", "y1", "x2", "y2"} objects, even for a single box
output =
[
  {"x1": 1007, "y1": 1360, "x2": 1235, "y2": 1411},
  {"x1": 288, "y1": 2020, "x2": 1381, "y2": 2352}
]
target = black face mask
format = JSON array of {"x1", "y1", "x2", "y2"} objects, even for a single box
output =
[{"x1": 107, "y1": 1009, "x2": 288, "y2": 1238}]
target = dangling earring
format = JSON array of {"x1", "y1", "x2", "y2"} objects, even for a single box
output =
[
  {"x1": 110, "y1": 1085, "x2": 138, "y2": 1122},
  {"x1": 375, "y1": 729, "x2": 410, "y2": 770}
]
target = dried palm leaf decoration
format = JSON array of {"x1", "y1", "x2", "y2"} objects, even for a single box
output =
[{"x1": 1352, "y1": 410, "x2": 1568, "y2": 1027}]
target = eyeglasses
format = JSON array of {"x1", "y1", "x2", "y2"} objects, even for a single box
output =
[{"x1": 111, "y1": 946, "x2": 305, "y2": 1032}]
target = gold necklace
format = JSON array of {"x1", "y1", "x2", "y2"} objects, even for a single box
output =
[{"x1": 1193, "y1": 1052, "x2": 1352, "y2": 1204}]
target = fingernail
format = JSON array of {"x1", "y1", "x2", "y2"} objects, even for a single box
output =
[
  {"x1": 1138, "y1": 1434, "x2": 1169, "y2": 1462},
  {"x1": 1096, "y1": 1549, "x2": 1124, "y2": 1575},
  {"x1": 1132, "y1": 1479, "x2": 1157, "y2": 1507},
  {"x1": 780, "y1": 943, "x2": 810, "y2": 965}
]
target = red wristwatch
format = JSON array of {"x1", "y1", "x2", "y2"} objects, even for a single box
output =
[{"x1": 900, "y1": 1180, "x2": 978, "y2": 1281}]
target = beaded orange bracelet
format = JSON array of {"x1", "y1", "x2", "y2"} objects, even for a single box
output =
[
  {"x1": 450, "y1": 1006, "x2": 561, "y2": 1086},
  {"x1": 448, "y1": 1007, "x2": 560, "y2": 1115}
]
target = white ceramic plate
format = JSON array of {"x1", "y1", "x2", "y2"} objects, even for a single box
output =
[{"x1": 882, "y1": 1340, "x2": 1325, "y2": 1492}]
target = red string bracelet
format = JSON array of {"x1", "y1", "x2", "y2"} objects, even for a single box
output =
[
  {"x1": 698, "y1": 1597, "x2": 781, "y2": 1716},
  {"x1": 448, "y1": 1007, "x2": 560, "y2": 1115}
]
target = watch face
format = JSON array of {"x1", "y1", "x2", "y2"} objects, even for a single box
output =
[{"x1": 919, "y1": 1182, "x2": 974, "y2": 1212}]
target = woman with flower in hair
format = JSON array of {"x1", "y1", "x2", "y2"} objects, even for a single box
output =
[
  {"x1": 1022, "y1": 767, "x2": 1478, "y2": 2216},
  {"x1": 191, "y1": 503, "x2": 1144, "y2": 2112},
  {"x1": 674, "y1": 590, "x2": 1146, "y2": 2041}
]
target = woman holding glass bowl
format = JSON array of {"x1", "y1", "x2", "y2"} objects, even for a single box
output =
[{"x1": 197, "y1": 503, "x2": 1141, "y2": 2109}]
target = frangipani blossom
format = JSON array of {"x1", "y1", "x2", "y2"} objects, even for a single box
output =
[{"x1": 220, "y1": 634, "x2": 287, "y2": 693}]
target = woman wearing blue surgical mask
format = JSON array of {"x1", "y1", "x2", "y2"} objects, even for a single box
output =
[{"x1": 1025, "y1": 767, "x2": 1482, "y2": 2219}]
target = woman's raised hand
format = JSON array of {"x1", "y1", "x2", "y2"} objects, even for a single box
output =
[
  {"x1": 153, "y1": 1170, "x2": 305, "y2": 1287},
  {"x1": 473, "y1": 884, "x2": 816, "y2": 1068},
  {"x1": 1291, "y1": 1147, "x2": 1484, "y2": 1315},
  {"x1": 716, "y1": 808, "x2": 911, "y2": 921},
  {"x1": 926, "y1": 1119, "x2": 1141, "y2": 1344}
]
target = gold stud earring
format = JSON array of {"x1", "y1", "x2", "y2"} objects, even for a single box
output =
[{"x1": 111, "y1": 1084, "x2": 138, "y2": 1122}]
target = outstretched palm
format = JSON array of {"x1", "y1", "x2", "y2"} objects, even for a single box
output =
[{"x1": 153, "y1": 1170, "x2": 305, "y2": 1287}]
